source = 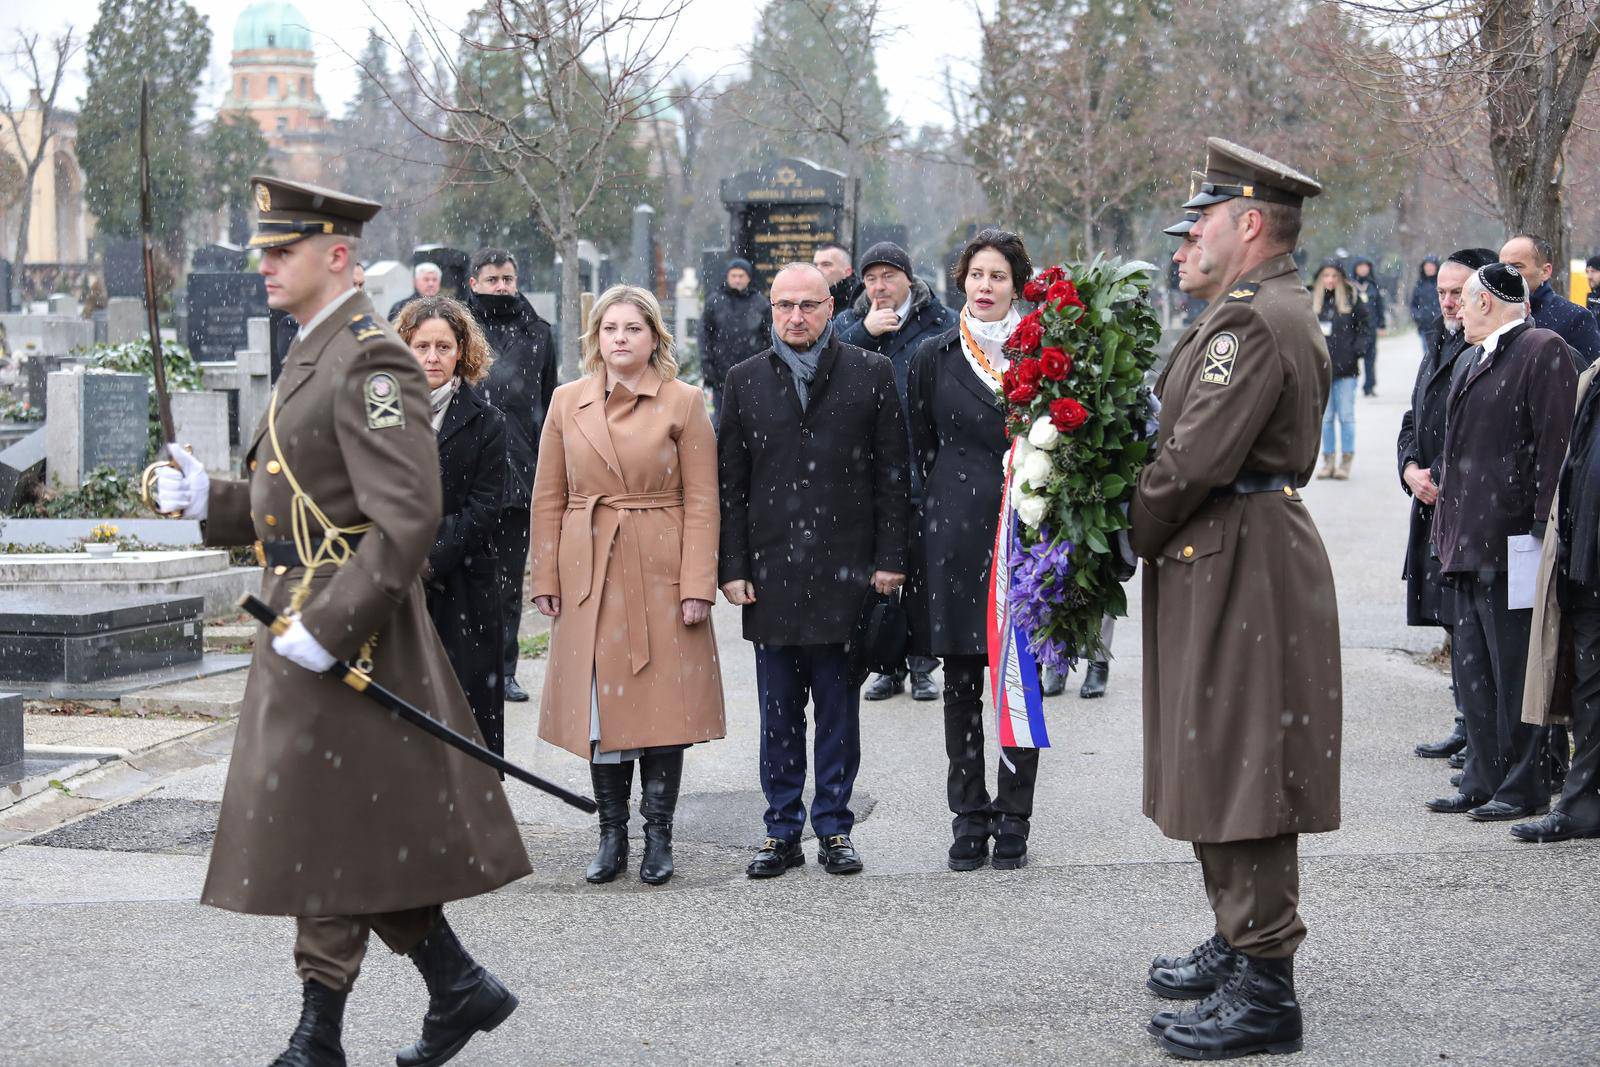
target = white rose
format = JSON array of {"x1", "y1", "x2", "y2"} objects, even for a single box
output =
[
  {"x1": 1028, "y1": 416, "x2": 1061, "y2": 451},
  {"x1": 1016, "y1": 493, "x2": 1049, "y2": 528},
  {"x1": 1021, "y1": 450, "x2": 1053, "y2": 490}
]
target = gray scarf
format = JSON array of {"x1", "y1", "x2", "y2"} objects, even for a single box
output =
[{"x1": 771, "y1": 320, "x2": 833, "y2": 411}]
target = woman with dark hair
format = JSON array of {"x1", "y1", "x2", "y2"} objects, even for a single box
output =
[
  {"x1": 394, "y1": 295, "x2": 509, "y2": 755},
  {"x1": 907, "y1": 228, "x2": 1042, "y2": 872},
  {"x1": 1311, "y1": 261, "x2": 1372, "y2": 480}
]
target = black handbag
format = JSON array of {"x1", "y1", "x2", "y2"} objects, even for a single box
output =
[{"x1": 847, "y1": 590, "x2": 909, "y2": 685}]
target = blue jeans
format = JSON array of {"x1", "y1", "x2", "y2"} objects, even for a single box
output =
[
  {"x1": 1322, "y1": 376, "x2": 1356, "y2": 454},
  {"x1": 753, "y1": 643, "x2": 861, "y2": 842}
]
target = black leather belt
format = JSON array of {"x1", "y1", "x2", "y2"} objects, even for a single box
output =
[
  {"x1": 1213, "y1": 471, "x2": 1298, "y2": 497},
  {"x1": 259, "y1": 533, "x2": 364, "y2": 568}
]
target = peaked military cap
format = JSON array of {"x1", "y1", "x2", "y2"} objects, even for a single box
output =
[
  {"x1": 1165, "y1": 171, "x2": 1207, "y2": 236},
  {"x1": 248, "y1": 175, "x2": 382, "y2": 249},
  {"x1": 1182, "y1": 139, "x2": 1322, "y2": 210}
]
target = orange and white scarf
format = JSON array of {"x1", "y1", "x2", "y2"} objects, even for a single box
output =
[{"x1": 960, "y1": 305, "x2": 1021, "y2": 391}]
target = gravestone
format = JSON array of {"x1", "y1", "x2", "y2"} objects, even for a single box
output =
[
  {"x1": 45, "y1": 370, "x2": 149, "y2": 486},
  {"x1": 0, "y1": 592, "x2": 202, "y2": 685},
  {"x1": 412, "y1": 246, "x2": 470, "y2": 299},
  {"x1": 627, "y1": 204, "x2": 659, "y2": 294},
  {"x1": 185, "y1": 273, "x2": 269, "y2": 363},
  {"x1": 363, "y1": 260, "x2": 409, "y2": 322},
  {"x1": 2, "y1": 314, "x2": 95, "y2": 357},
  {"x1": 106, "y1": 297, "x2": 146, "y2": 345},
  {"x1": 170, "y1": 392, "x2": 230, "y2": 473},
  {"x1": 719, "y1": 158, "x2": 852, "y2": 291},
  {"x1": 0, "y1": 427, "x2": 46, "y2": 511},
  {"x1": 103, "y1": 238, "x2": 145, "y2": 299},
  {"x1": 24, "y1": 354, "x2": 81, "y2": 414},
  {"x1": 47, "y1": 293, "x2": 78, "y2": 317},
  {"x1": 0, "y1": 258, "x2": 12, "y2": 312},
  {"x1": 0, "y1": 692, "x2": 20, "y2": 773},
  {"x1": 191, "y1": 242, "x2": 247, "y2": 273}
]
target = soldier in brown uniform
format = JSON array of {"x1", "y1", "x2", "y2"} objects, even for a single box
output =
[
  {"x1": 1129, "y1": 141, "x2": 1342, "y2": 1060},
  {"x1": 154, "y1": 176, "x2": 532, "y2": 1067}
]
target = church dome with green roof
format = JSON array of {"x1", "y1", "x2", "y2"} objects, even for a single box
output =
[{"x1": 233, "y1": 1, "x2": 313, "y2": 53}]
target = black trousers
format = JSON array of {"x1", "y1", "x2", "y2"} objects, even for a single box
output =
[
  {"x1": 494, "y1": 504, "x2": 532, "y2": 680},
  {"x1": 942, "y1": 654, "x2": 1038, "y2": 838},
  {"x1": 1453, "y1": 570, "x2": 1549, "y2": 808},
  {"x1": 1557, "y1": 590, "x2": 1600, "y2": 826}
]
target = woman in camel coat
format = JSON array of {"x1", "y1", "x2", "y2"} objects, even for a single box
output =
[{"x1": 530, "y1": 284, "x2": 724, "y2": 887}]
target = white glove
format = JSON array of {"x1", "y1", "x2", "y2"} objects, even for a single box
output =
[
  {"x1": 154, "y1": 442, "x2": 210, "y2": 520},
  {"x1": 271, "y1": 618, "x2": 337, "y2": 673}
]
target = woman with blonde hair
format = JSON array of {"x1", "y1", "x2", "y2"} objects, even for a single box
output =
[
  {"x1": 530, "y1": 284, "x2": 725, "y2": 885},
  {"x1": 1311, "y1": 261, "x2": 1372, "y2": 480},
  {"x1": 394, "y1": 295, "x2": 509, "y2": 755}
]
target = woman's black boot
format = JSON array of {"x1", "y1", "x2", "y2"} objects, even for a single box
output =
[
  {"x1": 638, "y1": 750, "x2": 683, "y2": 885},
  {"x1": 586, "y1": 761, "x2": 633, "y2": 884}
]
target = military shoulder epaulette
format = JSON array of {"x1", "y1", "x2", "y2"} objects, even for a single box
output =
[
  {"x1": 348, "y1": 313, "x2": 386, "y2": 341},
  {"x1": 1225, "y1": 283, "x2": 1259, "y2": 303}
]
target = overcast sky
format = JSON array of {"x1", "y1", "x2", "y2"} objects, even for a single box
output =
[{"x1": 4, "y1": 0, "x2": 987, "y2": 129}]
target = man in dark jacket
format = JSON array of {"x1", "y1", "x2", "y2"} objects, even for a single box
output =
[
  {"x1": 1429, "y1": 262, "x2": 1576, "y2": 822},
  {"x1": 465, "y1": 248, "x2": 559, "y2": 703},
  {"x1": 1409, "y1": 255, "x2": 1441, "y2": 358},
  {"x1": 1585, "y1": 255, "x2": 1600, "y2": 317},
  {"x1": 834, "y1": 240, "x2": 956, "y2": 702},
  {"x1": 1398, "y1": 248, "x2": 1497, "y2": 764},
  {"x1": 1351, "y1": 257, "x2": 1386, "y2": 395},
  {"x1": 813, "y1": 241, "x2": 862, "y2": 310},
  {"x1": 718, "y1": 262, "x2": 909, "y2": 880},
  {"x1": 1500, "y1": 234, "x2": 1600, "y2": 370},
  {"x1": 699, "y1": 257, "x2": 771, "y2": 415}
]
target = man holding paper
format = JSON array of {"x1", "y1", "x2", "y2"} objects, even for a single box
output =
[{"x1": 1429, "y1": 262, "x2": 1577, "y2": 821}]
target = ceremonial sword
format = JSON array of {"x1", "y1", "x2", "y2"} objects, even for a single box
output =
[
  {"x1": 238, "y1": 594, "x2": 598, "y2": 814},
  {"x1": 136, "y1": 77, "x2": 182, "y2": 513}
]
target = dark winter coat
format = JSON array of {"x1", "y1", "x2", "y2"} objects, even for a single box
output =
[
  {"x1": 699, "y1": 284, "x2": 772, "y2": 392},
  {"x1": 717, "y1": 334, "x2": 910, "y2": 646},
  {"x1": 1313, "y1": 286, "x2": 1372, "y2": 379},
  {"x1": 1410, "y1": 259, "x2": 1441, "y2": 330},
  {"x1": 906, "y1": 329, "x2": 1007, "y2": 656},
  {"x1": 1433, "y1": 321, "x2": 1577, "y2": 574},
  {"x1": 425, "y1": 382, "x2": 508, "y2": 755},
  {"x1": 1396, "y1": 320, "x2": 1470, "y2": 626},
  {"x1": 389, "y1": 292, "x2": 422, "y2": 322},
  {"x1": 1530, "y1": 281, "x2": 1600, "y2": 371},
  {"x1": 1351, "y1": 260, "x2": 1386, "y2": 335},
  {"x1": 834, "y1": 277, "x2": 959, "y2": 408},
  {"x1": 467, "y1": 290, "x2": 558, "y2": 507}
]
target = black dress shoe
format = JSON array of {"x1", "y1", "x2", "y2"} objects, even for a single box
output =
[
  {"x1": 1079, "y1": 661, "x2": 1109, "y2": 699},
  {"x1": 1450, "y1": 771, "x2": 1463, "y2": 788},
  {"x1": 948, "y1": 834, "x2": 988, "y2": 872},
  {"x1": 910, "y1": 670, "x2": 939, "y2": 701},
  {"x1": 1469, "y1": 800, "x2": 1549, "y2": 822},
  {"x1": 1040, "y1": 667, "x2": 1067, "y2": 697},
  {"x1": 503, "y1": 678, "x2": 530, "y2": 703},
  {"x1": 1448, "y1": 748, "x2": 1468, "y2": 769},
  {"x1": 1510, "y1": 809, "x2": 1600, "y2": 843},
  {"x1": 818, "y1": 833, "x2": 864, "y2": 875},
  {"x1": 1425, "y1": 792, "x2": 1482, "y2": 813},
  {"x1": 1146, "y1": 933, "x2": 1241, "y2": 1001},
  {"x1": 746, "y1": 837, "x2": 804, "y2": 878},
  {"x1": 397, "y1": 919, "x2": 517, "y2": 1067},
  {"x1": 1158, "y1": 955, "x2": 1302, "y2": 1060},
  {"x1": 1415, "y1": 723, "x2": 1468, "y2": 759},
  {"x1": 991, "y1": 832, "x2": 1028, "y2": 870},
  {"x1": 271, "y1": 981, "x2": 347, "y2": 1067},
  {"x1": 862, "y1": 672, "x2": 903, "y2": 701}
]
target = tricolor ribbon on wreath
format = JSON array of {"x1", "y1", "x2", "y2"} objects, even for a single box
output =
[{"x1": 987, "y1": 437, "x2": 1049, "y2": 754}]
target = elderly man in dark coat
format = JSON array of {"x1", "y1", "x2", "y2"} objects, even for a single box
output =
[
  {"x1": 718, "y1": 262, "x2": 909, "y2": 880},
  {"x1": 1398, "y1": 248, "x2": 1497, "y2": 761},
  {"x1": 1428, "y1": 262, "x2": 1577, "y2": 822},
  {"x1": 1130, "y1": 141, "x2": 1341, "y2": 1061}
]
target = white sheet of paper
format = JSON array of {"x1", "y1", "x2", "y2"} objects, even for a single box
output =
[{"x1": 1507, "y1": 534, "x2": 1541, "y2": 610}]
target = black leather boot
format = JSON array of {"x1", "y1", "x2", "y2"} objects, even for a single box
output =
[
  {"x1": 586, "y1": 761, "x2": 633, "y2": 884},
  {"x1": 1079, "y1": 661, "x2": 1109, "y2": 699},
  {"x1": 1146, "y1": 954, "x2": 1247, "y2": 1037},
  {"x1": 271, "y1": 980, "x2": 347, "y2": 1066},
  {"x1": 1040, "y1": 667, "x2": 1066, "y2": 697},
  {"x1": 1158, "y1": 954, "x2": 1302, "y2": 1059},
  {"x1": 396, "y1": 918, "x2": 518, "y2": 1067},
  {"x1": 1146, "y1": 933, "x2": 1241, "y2": 999},
  {"x1": 638, "y1": 750, "x2": 682, "y2": 885}
]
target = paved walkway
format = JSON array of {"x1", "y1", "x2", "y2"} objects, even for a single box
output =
[{"x1": 3, "y1": 334, "x2": 1597, "y2": 1065}]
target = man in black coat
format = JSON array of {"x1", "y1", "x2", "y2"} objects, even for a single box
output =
[
  {"x1": 718, "y1": 263, "x2": 909, "y2": 879},
  {"x1": 1351, "y1": 257, "x2": 1386, "y2": 395},
  {"x1": 1501, "y1": 234, "x2": 1600, "y2": 370},
  {"x1": 1398, "y1": 248, "x2": 1497, "y2": 762},
  {"x1": 389, "y1": 261, "x2": 442, "y2": 321},
  {"x1": 1586, "y1": 256, "x2": 1600, "y2": 318},
  {"x1": 699, "y1": 257, "x2": 771, "y2": 415},
  {"x1": 1429, "y1": 263, "x2": 1576, "y2": 821},
  {"x1": 835, "y1": 241, "x2": 957, "y2": 702},
  {"x1": 466, "y1": 249, "x2": 559, "y2": 703}
]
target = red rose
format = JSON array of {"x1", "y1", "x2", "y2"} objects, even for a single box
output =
[
  {"x1": 1006, "y1": 381, "x2": 1039, "y2": 405},
  {"x1": 1047, "y1": 280, "x2": 1084, "y2": 310},
  {"x1": 1022, "y1": 277, "x2": 1048, "y2": 303},
  {"x1": 1040, "y1": 347, "x2": 1070, "y2": 380},
  {"x1": 1006, "y1": 311, "x2": 1044, "y2": 353},
  {"x1": 1050, "y1": 396, "x2": 1088, "y2": 432},
  {"x1": 1016, "y1": 358, "x2": 1044, "y2": 388}
]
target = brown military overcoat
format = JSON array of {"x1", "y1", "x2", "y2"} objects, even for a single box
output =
[
  {"x1": 1130, "y1": 253, "x2": 1343, "y2": 843},
  {"x1": 199, "y1": 288, "x2": 531, "y2": 916},
  {"x1": 530, "y1": 371, "x2": 725, "y2": 758}
]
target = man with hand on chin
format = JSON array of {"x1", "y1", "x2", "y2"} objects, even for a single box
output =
[
  {"x1": 718, "y1": 262, "x2": 909, "y2": 879},
  {"x1": 155, "y1": 175, "x2": 529, "y2": 1067}
]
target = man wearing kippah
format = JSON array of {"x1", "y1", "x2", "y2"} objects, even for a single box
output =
[{"x1": 1428, "y1": 262, "x2": 1576, "y2": 827}]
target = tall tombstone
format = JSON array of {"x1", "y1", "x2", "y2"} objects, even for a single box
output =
[
  {"x1": 0, "y1": 257, "x2": 12, "y2": 313},
  {"x1": 412, "y1": 246, "x2": 470, "y2": 300},
  {"x1": 185, "y1": 272, "x2": 269, "y2": 363},
  {"x1": 719, "y1": 158, "x2": 853, "y2": 292},
  {"x1": 44, "y1": 370, "x2": 148, "y2": 487},
  {"x1": 103, "y1": 239, "x2": 145, "y2": 299},
  {"x1": 106, "y1": 297, "x2": 146, "y2": 344},
  {"x1": 627, "y1": 204, "x2": 659, "y2": 294}
]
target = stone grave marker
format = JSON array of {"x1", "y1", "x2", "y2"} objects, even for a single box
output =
[
  {"x1": 0, "y1": 692, "x2": 20, "y2": 773},
  {"x1": 628, "y1": 204, "x2": 659, "y2": 293},
  {"x1": 719, "y1": 158, "x2": 852, "y2": 292},
  {"x1": 106, "y1": 297, "x2": 146, "y2": 344},
  {"x1": 0, "y1": 427, "x2": 46, "y2": 511},
  {"x1": 45, "y1": 370, "x2": 149, "y2": 486},
  {"x1": 170, "y1": 392, "x2": 230, "y2": 473},
  {"x1": 47, "y1": 293, "x2": 78, "y2": 317},
  {"x1": 192, "y1": 243, "x2": 248, "y2": 273},
  {"x1": 185, "y1": 273, "x2": 269, "y2": 363},
  {"x1": 363, "y1": 260, "x2": 410, "y2": 321},
  {"x1": 103, "y1": 238, "x2": 145, "y2": 298},
  {"x1": 0, "y1": 258, "x2": 11, "y2": 313}
]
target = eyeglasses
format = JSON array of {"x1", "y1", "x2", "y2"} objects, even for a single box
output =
[{"x1": 773, "y1": 300, "x2": 830, "y2": 315}]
